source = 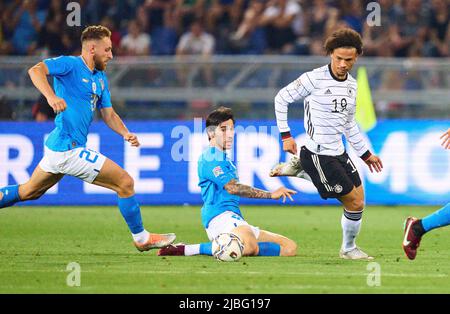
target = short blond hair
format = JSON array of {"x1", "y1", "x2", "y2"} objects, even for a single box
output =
[{"x1": 81, "y1": 25, "x2": 111, "y2": 44}]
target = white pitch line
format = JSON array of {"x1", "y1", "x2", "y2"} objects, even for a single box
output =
[{"x1": 0, "y1": 269, "x2": 447, "y2": 278}]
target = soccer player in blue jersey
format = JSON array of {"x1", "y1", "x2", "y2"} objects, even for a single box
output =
[
  {"x1": 402, "y1": 128, "x2": 450, "y2": 260},
  {"x1": 0, "y1": 25, "x2": 175, "y2": 252},
  {"x1": 158, "y1": 107, "x2": 298, "y2": 258}
]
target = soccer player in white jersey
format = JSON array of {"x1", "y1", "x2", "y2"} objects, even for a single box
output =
[
  {"x1": 0, "y1": 26, "x2": 175, "y2": 252},
  {"x1": 271, "y1": 28, "x2": 383, "y2": 260}
]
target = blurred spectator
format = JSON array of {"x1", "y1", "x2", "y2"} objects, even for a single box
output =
[
  {"x1": 260, "y1": 0, "x2": 302, "y2": 54},
  {"x1": 0, "y1": 0, "x2": 448, "y2": 58},
  {"x1": 36, "y1": 0, "x2": 66, "y2": 56},
  {"x1": 10, "y1": 0, "x2": 47, "y2": 55},
  {"x1": 151, "y1": 7, "x2": 179, "y2": 55},
  {"x1": 176, "y1": 20, "x2": 215, "y2": 85},
  {"x1": 341, "y1": 0, "x2": 364, "y2": 34},
  {"x1": 136, "y1": 4, "x2": 150, "y2": 34},
  {"x1": 230, "y1": 0, "x2": 267, "y2": 54},
  {"x1": 100, "y1": 16, "x2": 122, "y2": 55},
  {"x1": 388, "y1": 0, "x2": 428, "y2": 57},
  {"x1": 176, "y1": 20, "x2": 215, "y2": 56},
  {"x1": 426, "y1": 0, "x2": 449, "y2": 57},
  {"x1": 174, "y1": 0, "x2": 206, "y2": 32},
  {"x1": 205, "y1": 0, "x2": 245, "y2": 33},
  {"x1": 32, "y1": 94, "x2": 56, "y2": 122},
  {"x1": 142, "y1": 0, "x2": 175, "y2": 33},
  {"x1": 304, "y1": 0, "x2": 339, "y2": 55},
  {"x1": 0, "y1": 95, "x2": 15, "y2": 120},
  {"x1": 120, "y1": 20, "x2": 151, "y2": 56}
]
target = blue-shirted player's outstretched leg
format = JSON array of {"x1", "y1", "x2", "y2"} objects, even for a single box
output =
[
  {"x1": 403, "y1": 203, "x2": 450, "y2": 260},
  {"x1": 158, "y1": 229, "x2": 297, "y2": 257},
  {"x1": 157, "y1": 242, "x2": 213, "y2": 256},
  {"x1": 92, "y1": 158, "x2": 175, "y2": 251},
  {"x1": 1, "y1": 166, "x2": 63, "y2": 209}
]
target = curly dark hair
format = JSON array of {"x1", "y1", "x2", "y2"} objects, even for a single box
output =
[
  {"x1": 324, "y1": 28, "x2": 363, "y2": 55},
  {"x1": 81, "y1": 25, "x2": 111, "y2": 43}
]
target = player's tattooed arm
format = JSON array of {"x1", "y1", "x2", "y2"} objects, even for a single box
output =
[{"x1": 224, "y1": 179, "x2": 272, "y2": 199}]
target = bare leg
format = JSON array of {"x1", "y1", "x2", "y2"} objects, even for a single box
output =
[
  {"x1": 18, "y1": 166, "x2": 64, "y2": 201},
  {"x1": 92, "y1": 158, "x2": 134, "y2": 197},
  {"x1": 231, "y1": 225, "x2": 259, "y2": 256},
  {"x1": 338, "y1": 185, "x2": 365, "y2": 212},
  {"x1": 257, "y1": 230, "x2": 297, "y2": 256}
]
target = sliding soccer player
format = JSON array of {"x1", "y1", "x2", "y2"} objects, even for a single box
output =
[{"x1": 158, "y1": 106, "x2": 297, "y2": 257}]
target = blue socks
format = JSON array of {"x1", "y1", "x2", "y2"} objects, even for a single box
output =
[
  {"x1": 422, "y1": 203, "x2": 450, "y2": 233},
  {"x1": 0, "y1": 185, "x2": 21, "y2": 209},
  {"x1": 200, "y1": 242, "x2": 212, "y2": 255},
  {"x1": 257, "y1": 242, "x2": 281, "y2": 256},
  {"x1": 118, "y1": 195, "x2": 144, "y2": 234}
]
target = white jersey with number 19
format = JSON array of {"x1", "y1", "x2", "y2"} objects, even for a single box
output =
[{"x1": 274, "y1": 64, "x2": 368, "y2": 157}]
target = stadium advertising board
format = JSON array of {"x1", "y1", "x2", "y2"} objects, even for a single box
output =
[{"x1": 0, "y1": 120, "x2": 448, "y2": 206}]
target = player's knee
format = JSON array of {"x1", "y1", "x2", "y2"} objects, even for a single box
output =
[
  {"x1": 350, "y1": 198, "x2": 365, "y2": 211},
  {"x1": 243, "y1": 239, "x2": 259, "y2": 256},
  {"x1": 117, "y1": 174, "x2": 134, "y2": 196},
  {"x1": 280, "y1": 239, "x2": 297, "y2": 257},
  {"x1": 344, "y1": 195, "x2": 365, "y2": 211}
]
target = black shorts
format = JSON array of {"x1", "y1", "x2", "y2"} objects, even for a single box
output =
[{"x1": 300, "y1": 146, "x2": 362, "y2": 200}]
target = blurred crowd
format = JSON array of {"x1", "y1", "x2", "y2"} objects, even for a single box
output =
[{"x1": 0, "y1": 0, "x2": 449, "y2": 58}]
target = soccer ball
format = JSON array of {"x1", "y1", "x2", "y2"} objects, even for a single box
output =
[{"x1": 212, "y1": 233, "x2": 244, "y2": 262}]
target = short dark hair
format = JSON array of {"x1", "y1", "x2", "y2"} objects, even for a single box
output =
[
  {"x1": 206, "y1": 106, "x2": 235, "y2": 140},
  {"x1": 324, "y1": 28, "x2": 363, "y2": 55},
  {"x1": 81, "y1": 25, "x2": 111, "y2": 44}
]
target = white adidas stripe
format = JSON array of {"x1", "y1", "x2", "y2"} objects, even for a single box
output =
[{"x1": 312, "y1": 154, "x2": 333, "y2": 192}]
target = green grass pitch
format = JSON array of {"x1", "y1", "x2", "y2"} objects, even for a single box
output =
[{"x1": 1, "y1": 205, "x2": 449, "y2": 293}]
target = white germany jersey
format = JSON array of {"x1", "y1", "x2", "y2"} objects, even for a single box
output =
[{"x1": 275, "y1": 64, "x2": 368, "y2": 157}]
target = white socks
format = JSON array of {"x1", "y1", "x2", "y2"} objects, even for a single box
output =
[
  {"x1": 132, "y1": 229, "x2": 150, "y2": 244},
  {"x1": 185, "y1": 244, "x2": 200, "y2": 256},
  {"x1": 341, "y1": 209, "x2": 363, "y2": 252}
]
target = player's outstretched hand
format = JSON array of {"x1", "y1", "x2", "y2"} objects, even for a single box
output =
[
  {"x1": 440, "y1": 128, "x2": 450, "y2": 149},
  {"x1": 365, "y1": 155, "x2": 383, "y2": 173},
  {"x1": 124, "y1": 133, "x2": 140, "y2": 147},
  {"x1": 271, "y1": 187, "x2": 297, "y2": 203},
  {"x1": 47, "y1": 95, "x2": 67, "y2": 114},
  {"x1": 282, "y1": 137, "x2": 298, "y2": 155}
]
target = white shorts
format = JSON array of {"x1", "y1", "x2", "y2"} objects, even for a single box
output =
[
  {"x1": 205, "y1": 211, "x2": 260, "y2": 241},
  {"x1": 39, "y1": 147, "x2": 106, "y2": 183}
]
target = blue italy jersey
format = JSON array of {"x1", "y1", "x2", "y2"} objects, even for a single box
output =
[
  {"x1": 43, "y1": 56, "x2": 112, "y2": 151},
  {"x1": 198, "y1": 146, "x2": 242, "y2": 228}
]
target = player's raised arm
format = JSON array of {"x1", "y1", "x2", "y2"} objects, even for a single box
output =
[
  {"x1": 28, "y1": 62, "x2": 67, "y2": 114},
  {"x1": 100, "y1": 107, "x2": 140, "y2": 147},
  {"x1": 274, "y1": 74, "x2": 312, "y2": 155},
  {"x1": 441, "y1": 128, "x2": 450, "y2": 149},
  {"x1": 224, "y1": 179, "x2": 296, "y2": 203}
]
